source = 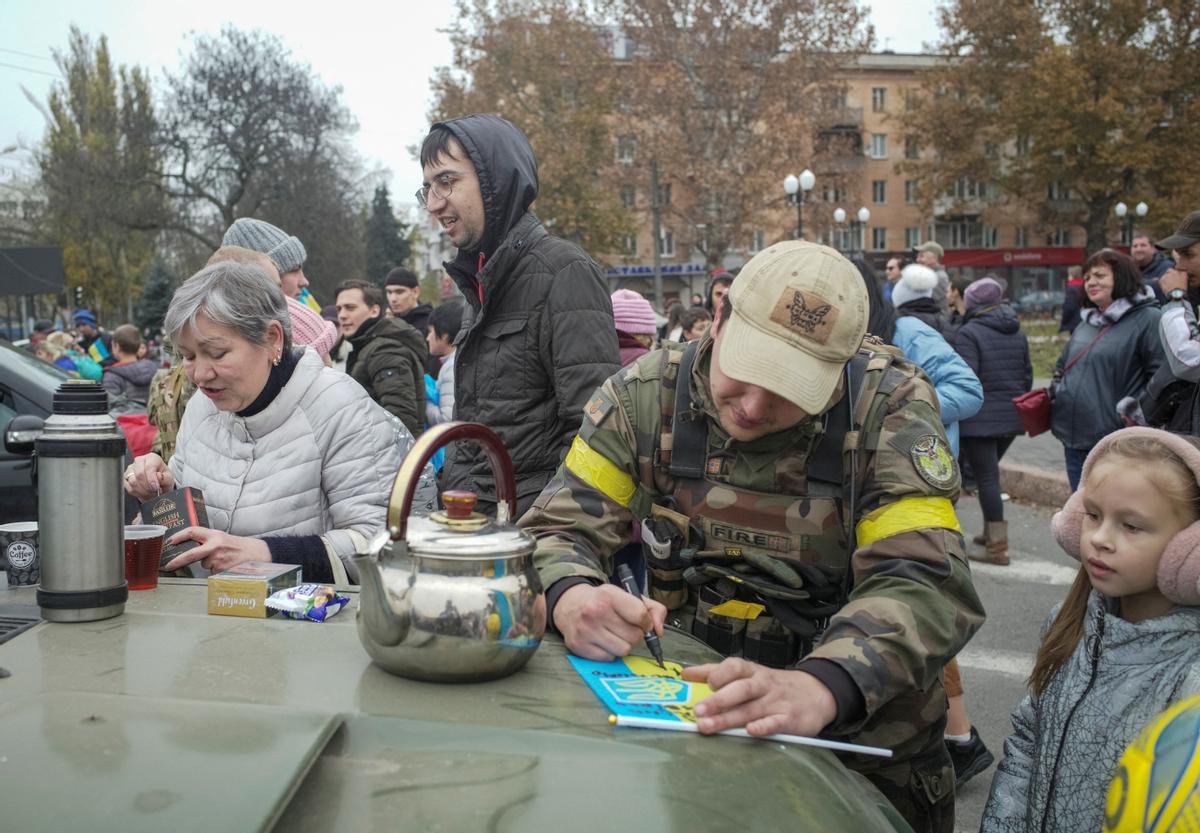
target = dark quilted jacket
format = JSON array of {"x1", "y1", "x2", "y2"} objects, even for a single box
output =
[
  {"x1": 1050, "y1": 296, "x2": 1163, "y2": 450},
  {"x1": 437, "y1": 115, "x2": 620, "y2": 517},
  {"x1": 954, "y1": 304, "x2": 1032, "y2": 437}
]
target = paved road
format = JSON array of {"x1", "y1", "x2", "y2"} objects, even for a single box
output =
[{"x1": 950, "y1": 495, "x2": 1076, "y2": 833}]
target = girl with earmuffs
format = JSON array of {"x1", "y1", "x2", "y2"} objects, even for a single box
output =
[{"x1": 981, "y1": 427, "x2": 1200, "y2": 833}]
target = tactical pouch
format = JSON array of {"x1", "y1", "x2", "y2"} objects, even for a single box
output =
[
  {"x1": 691, "y1": 581, "x2": 746, "y2": 656},
  {"x1": 642, "y1": 505, "x2": 692, "y2": 610},
  {"x1": 743, "y1": 614, "x2": 800, "y2": 668}
]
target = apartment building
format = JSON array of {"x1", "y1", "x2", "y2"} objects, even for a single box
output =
[{"x1": 606, "y1": 52, "x2": 1089, "y2": 304}]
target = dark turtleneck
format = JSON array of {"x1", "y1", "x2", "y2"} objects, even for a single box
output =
[{"x1": 236, "y1": 347, "x2": 300, "y2": 418}]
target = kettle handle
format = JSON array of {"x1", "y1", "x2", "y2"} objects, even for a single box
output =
[{"x1": 386, "y1": 421, "x2": 518, "y2": 539}]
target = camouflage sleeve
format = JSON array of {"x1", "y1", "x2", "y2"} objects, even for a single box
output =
[
  {"x1": 520, "y1": 374, "x2": 657, "y2": 589},
  {"x1": 806, "y1": 371, "x2": 986, "y2": 726}
]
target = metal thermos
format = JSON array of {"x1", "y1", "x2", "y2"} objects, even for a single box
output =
[{"x1": 35, "y1": 380, "x2": 128, "y2": 622}]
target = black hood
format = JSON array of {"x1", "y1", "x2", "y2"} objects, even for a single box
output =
[{"x1": 436, "y1": 114, "x2": 539, "y2": 259}]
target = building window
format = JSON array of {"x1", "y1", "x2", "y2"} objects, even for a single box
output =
[
  {"x1": 871, "y1": 87, "x2": 886, "y2": 112},
  {"x1": 1016, "y1": 134, "x2": 1031, "y2": 156},
  {"x1": 1047, "y1": 181, "x2": 1069, "y2": 200},
  {"x1": 905, "y1": 180, "x2": 917, "y2": 204},
  {"x1": 830, "y1": 226, "x2": 853, "y2": 251},
  {"x1": 620, "y1": 186, "x2": 635, "y2": 208},
  {"x1": 984, "y1": 225, "x2": 999, "y2": 248},
  {"x1": 872, "y1": 180, "x2": 887, "y2": 204},
  {"x1": 985, "y1": 142, "x2": 1000, "y2": 159},
  {"x1": 1046, "y1": 228, "x2": 1070, "y2": 247},
  {"x1": 658, "y1": 228, "x2": 675, "y2": 258},
  {"x1": 936, "y1": 219, "x2": 987, "y2": 248},
  {"x1": 821, "y1": 184, "x2": 845, "y2": 203},
  {"x1": 617, "y1": 135, "x2": 635, "y2": 165},
  {"x1": 869, "y1": 133, "x2": 887, "y2": 159},
  {"x1": 1015, "y1": 226, "x2": 1028, "y2": 247},
  {"x1": 905, "y1": 136, "x2": 919, "y2": 160},
  {"x1": 906, "y1": 227, "x2": 921, "y2": 249},
  {"x1": 621, "y1": 234, "x2": 637, "y2": 256},
  {"x1": 872, "y1": 227, "x2": 887, "y2": 251},
  {"x1": 656, "y1": 183, "x2": 672, "y2": 206},
  {"x1": 749, "y1": 229, "x2": 765, "y2": 253}
]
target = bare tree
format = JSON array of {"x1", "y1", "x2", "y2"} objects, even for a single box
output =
[
  {"x1": 607, "y1": 0, "x2": 872, "y2": 267},
  {"x1": 899, "y1": 0, "x2": 1200, "y2": 252},
  {"x1": 158, "y1": 25, "x2": 367, "y2": 286},
  {"x1": 430, "y1": 0, "x2": 634, "y2": 257}
]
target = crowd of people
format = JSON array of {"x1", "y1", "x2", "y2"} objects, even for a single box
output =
[{"x1": 18, "y1": 111, "x2": 1200, "y2": 833}]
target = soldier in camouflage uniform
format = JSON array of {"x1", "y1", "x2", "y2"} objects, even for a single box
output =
[
  {"x1": 520, "y1": 241, "x2": 986, "y2": 833},
  {"x1": 146, "y1": 353, "x2": 196, "y2": 463}
]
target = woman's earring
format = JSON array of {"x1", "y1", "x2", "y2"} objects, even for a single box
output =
[{"x1": 272, "y1": 353, "x2": 280, "y2": 367}]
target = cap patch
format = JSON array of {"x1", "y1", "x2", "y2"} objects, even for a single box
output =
[{"x1": 771, "y1": 287, "x2": 838, "y2": 344}]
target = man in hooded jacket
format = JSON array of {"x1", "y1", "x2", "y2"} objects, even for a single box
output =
[
  {"x1": 417, "y1": 114, "x2": 620, "y2": 517},
  {"x1": 336, "y1": 279, "x2": 427, "y2": 437}
]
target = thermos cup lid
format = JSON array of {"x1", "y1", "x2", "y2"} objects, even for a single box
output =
[{"x1": 53, "y1": 380, "x2": 109, "y2": 415}]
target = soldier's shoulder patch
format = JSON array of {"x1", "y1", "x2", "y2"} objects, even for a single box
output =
[
  {"x1": 584, "y1": 390, "x2": 617, "y2": 427},
  {"x1": 910, "y1": 434, "x2": 957, "y2": 489}
]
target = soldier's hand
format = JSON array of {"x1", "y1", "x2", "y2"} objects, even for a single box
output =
[
  {"x1": 684, "y1": 658, "x2": 838, "y2": 738},
  {"x1": 554, "y1": 583, "x2": 667, "y2": 662}
]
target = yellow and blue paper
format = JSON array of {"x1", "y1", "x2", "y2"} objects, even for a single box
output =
[
  {"x1": 87, "y1": 339, "x2": 111, "y2": 364},
  {"x1": 569, "y1": 655, "x2": 713, "y2": 724},
  {"x1": 299, "y1": 288, "x2": 321, "y2": 313}
]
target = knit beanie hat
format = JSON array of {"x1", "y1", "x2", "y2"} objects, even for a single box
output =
[
  {"x1": 222, "y1": 218, "x2": 307, "y2": 274},
  {"x1": 891, "y1": 263, "x2": 938, "y2": 309},
  {"x1": 286, "y1": 297, "x2": 338, "y2": 359},
  {"x1": 964, "y1": 277, "x2": 1004, "y2": 311},
  {"x1": 610, "y1": 289, "x2": 657, "y2": 335}
]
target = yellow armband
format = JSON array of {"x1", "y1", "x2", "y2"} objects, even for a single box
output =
[{"x1": 855, "y1": 496, "x2": 962, "y2": 547}]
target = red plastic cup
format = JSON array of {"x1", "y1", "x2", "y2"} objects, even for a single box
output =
[{"x1": 124, "y1": 525, "x2": 166, "y2": 590}]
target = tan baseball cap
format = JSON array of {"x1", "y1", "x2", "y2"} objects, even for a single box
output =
[{"x1": 720, "y1": 241, "x2": 868, "y2": 413}]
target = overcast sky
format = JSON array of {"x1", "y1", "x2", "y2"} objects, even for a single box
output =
[{"x1": 1, "y1": 0, "x2": 942, "y2": 202}]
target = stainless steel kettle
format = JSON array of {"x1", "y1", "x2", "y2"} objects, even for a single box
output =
[{"x1": 354, "y1": 422, "x2": 546, "y2": 682}]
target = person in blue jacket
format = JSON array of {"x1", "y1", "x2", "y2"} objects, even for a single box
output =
[{"x1": 858, "y1": 260, "x2": 983, "y2": 456}]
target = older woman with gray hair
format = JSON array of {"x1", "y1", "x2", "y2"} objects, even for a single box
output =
[{"x1": 124, "y1": 261, "x2": 435, "y2": 583}]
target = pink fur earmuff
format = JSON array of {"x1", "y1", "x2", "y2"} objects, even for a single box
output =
[{"x1": 1051, "y1": 427, "x2": 1200, "y2": 606}]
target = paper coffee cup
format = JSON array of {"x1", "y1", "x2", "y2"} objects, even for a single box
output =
[{"x1": 0, "y1": 522, "x2": 40, "y2": 586}]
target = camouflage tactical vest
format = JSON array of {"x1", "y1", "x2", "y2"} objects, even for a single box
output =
[{"x1": 646, "y1": 338, "x2": 904, "y2": 667}]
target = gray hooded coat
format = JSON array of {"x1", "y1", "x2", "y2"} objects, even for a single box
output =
[
  {"x1": 435, "y1": 114, "x2": 620, "y2": 517},
  {"x1": 981, "y1": 591, "x2": 1200, "y2": 833}
]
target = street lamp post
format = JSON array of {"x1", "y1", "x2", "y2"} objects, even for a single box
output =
[
  {"x1": 833, "y1": 207, "x2": 847, "y2": 250},
  {"x1": 783, "y1": 169, "x2": 816, "y2": 240},
  {"x1": 1115, "y1": 201, "x2": 1149, "y2": 245},
  {"x1": 856, "y1": 207, "x2": 871, "y2": 252}
]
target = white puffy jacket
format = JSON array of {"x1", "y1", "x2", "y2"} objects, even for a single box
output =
[{"x1": 170, "y1": 348, "x2": 436, "y2": 583}]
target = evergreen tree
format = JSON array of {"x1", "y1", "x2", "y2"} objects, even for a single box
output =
[
  {"x1": 364, "y1": 185, "x2": 410, "y2": 283},
  {"x1": 134, "y1": 260, "x2": 175, "y2": 335}
]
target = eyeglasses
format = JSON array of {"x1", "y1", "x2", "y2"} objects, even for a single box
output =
[{"x1": 416, "y1": 175, "x2": 456, "y2": 208}]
